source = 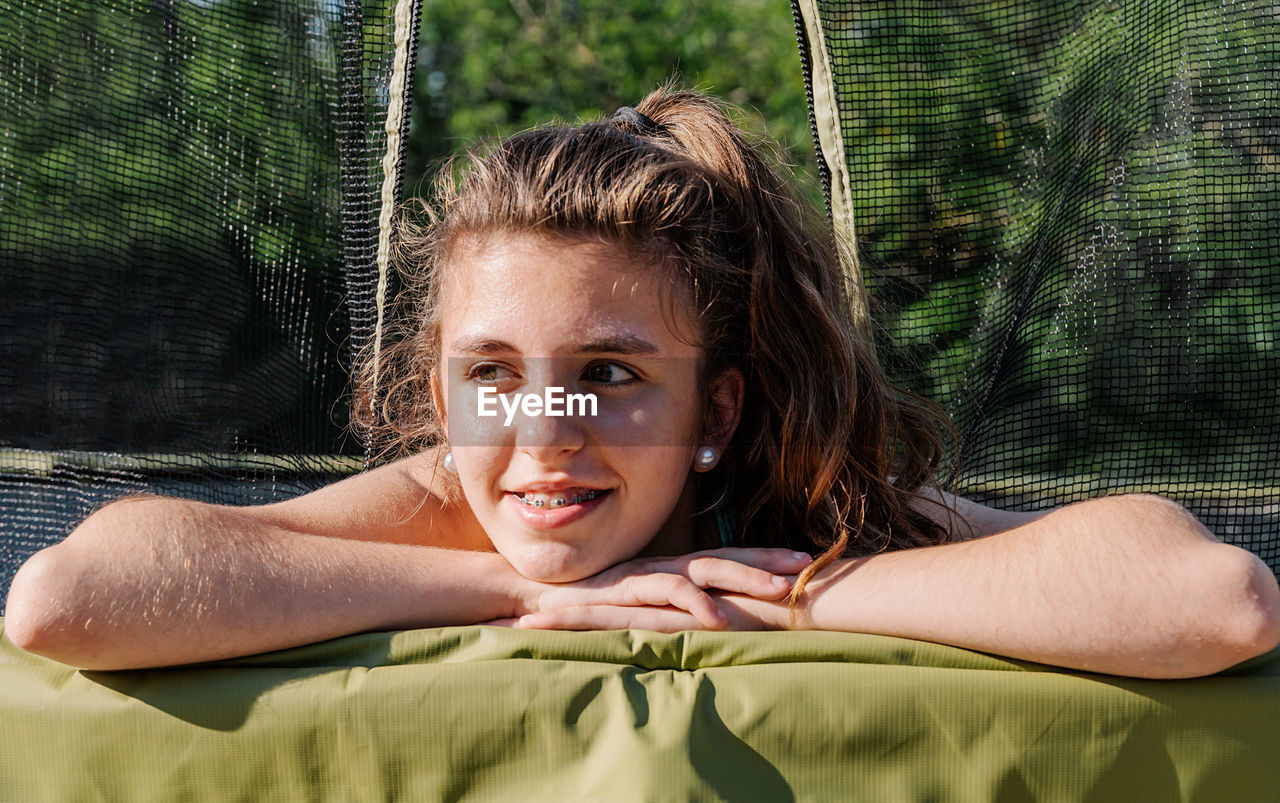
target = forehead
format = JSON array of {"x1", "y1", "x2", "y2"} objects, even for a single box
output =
[{"x1": 439, "y1": 233, "x2": 699, "y2": 354}]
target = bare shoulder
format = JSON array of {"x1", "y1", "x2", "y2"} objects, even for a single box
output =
[
  {"x1": 911, "y1": 487, "x2": 1047, "y2": 541},
  {"x1": 245, "y1": 445, "x2": 489, "y2": 550}
]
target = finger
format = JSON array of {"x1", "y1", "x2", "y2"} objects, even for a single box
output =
[
  {"x1": 517, "y1": 606, "x2": 717, "y2": 633},
  {"x1": 681, "y1": 556, "x2": 795, "y2": 600},
  {"x1": 621, "y1": 574, "x2": 726, "y2": 628},
  {"x1": 668, "y1": 548, "x2": 814, "y2": 574},
  {"x1": 479, "y1": 618, "x2": 521, "y2": 627}
]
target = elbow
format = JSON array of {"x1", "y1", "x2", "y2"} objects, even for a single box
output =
[
  {"x1": 1173, "y1": 545, "x2": 1280, "y2": 678},
  {"x1": 5, "y1": 503, "x2": 135, "y2": 667},
  {"x1": 5, "y1": 546, "x2": 81, "y2": 660},
  {"x1": 6, "y1": 544, "x2": 132, "y2": 670},
  {"x1": 1126, "y1": 496, "x2": 1280, "y2": 676},
  {"x1": 7, "y1": 496, "x2": 198, "y2": 670},
  {"x1": 1219, "y1": 547, "x2": 1280, "y2": 665}
]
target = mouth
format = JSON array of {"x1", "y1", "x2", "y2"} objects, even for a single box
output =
[{"x1": 512, "y1": 488, "x2": 609, "y2": 509}]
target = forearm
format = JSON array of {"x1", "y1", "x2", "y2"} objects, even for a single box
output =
[
  {"x1": 813, "y1": 495, "x2": 1280, "y2": 677},
  {"x1": 5, "y1": 496, "x2": 528, "y2": 670},
  {"x1": 726, "y1": 495, "x2": 1280, "y2": 678}
]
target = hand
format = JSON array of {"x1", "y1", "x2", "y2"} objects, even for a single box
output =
[{"x1": 489, "y1": 548, "x2": 812, "y2": 633}]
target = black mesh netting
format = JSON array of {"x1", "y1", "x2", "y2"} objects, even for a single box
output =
[
  {"x1": 3, "y1": 2, "x2": 1276, "y2": 612},
  {"x1": 798, "y1": 1, "x2": 1279, "y2": 570},
  {"x1": 0, "y1": 0, "x2": 414, "y2": 607}
]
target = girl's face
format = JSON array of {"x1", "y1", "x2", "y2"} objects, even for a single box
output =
[{"x1": 435, "y1": 233, "x2": 732, "y2": 582}]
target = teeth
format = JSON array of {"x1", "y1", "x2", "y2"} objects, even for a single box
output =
[{"x1": 514, "y1": 489, "x2": 605, "y2": 508}]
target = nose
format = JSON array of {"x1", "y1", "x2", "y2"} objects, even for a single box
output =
[{"x1": 513, "y1": 387, "x2": 587, "y2": 463}]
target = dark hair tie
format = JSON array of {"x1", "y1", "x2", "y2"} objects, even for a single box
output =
[{"x1": 611, "y1": 105, "x2": 666, "y2": 137}]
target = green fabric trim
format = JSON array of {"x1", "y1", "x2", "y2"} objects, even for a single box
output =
[
  {"x1": 3, "y1": 621, "x2": 1278, "y2": 801},
  {"x1": 795, "y1": 0, "x2": 871, "y2": 342}
]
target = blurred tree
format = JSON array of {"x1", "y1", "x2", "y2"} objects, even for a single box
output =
[
  {"x1": 402, "y1": 0, "x2": 813, "y2": 198},
  {"x1": 0, "y1": 0, "x2": 358, "y2": 453},
  {"x1": 821, "y1": 0, "x2": 1279, "y2": 483},
  {"x1": 6, "y1": 0, "x2": 1272, "y2": 485}
]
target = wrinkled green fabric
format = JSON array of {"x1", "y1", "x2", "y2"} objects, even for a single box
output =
[{"x1": 2, "y1": 622, "x2": 1277, "y2": 801}]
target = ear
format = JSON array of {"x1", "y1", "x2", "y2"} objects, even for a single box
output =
[
  {"x1": 702, "y1": 367, "x2": 744, "y2": 452},
  {"x1": 430, "y1": 369, "x2": 448, "y2": 432}
]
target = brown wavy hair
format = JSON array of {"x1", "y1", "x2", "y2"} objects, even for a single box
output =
[{"x1": 354, "y1": 86, "x2": 954, "y2": 602}]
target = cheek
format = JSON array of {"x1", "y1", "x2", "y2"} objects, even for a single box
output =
[
  {"x1": 442, "y1": 371, "x2": 517, "y2": 449},
  {"x1": 451, "y1": 446, "x2": 507, "y2": 503},
  {"x1": 589, "y1": 382, "x2": 704, "y2": 449},
  {"x1": 616, "y1": 446, "x2": 693, "y2": 519}
]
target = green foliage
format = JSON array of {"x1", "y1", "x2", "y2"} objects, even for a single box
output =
[
  {"x1": 1, "y1": 0, "x2": 808, "y2": 452},
  {"x1": 1, "y1": 0, "x2": 344, "y2": 265},
  {"x1": 6, "y1": 0, "x2": 1274, "y2": 483},
  {"x1": 0, "y1": 0, "x2": 374, "y2": 452},
  {"x1": 402, "y1": 0, "x2": 813, "y2": 198},
  {"x1": 828, "y1": 0, "x2": 1280, "y2": 482}
]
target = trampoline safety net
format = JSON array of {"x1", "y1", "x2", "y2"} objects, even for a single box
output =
[
  {"x1": 794, "y1": 0, "x2": 1280, "y2": 572},
  {"x1": 0, "y1": 0, "x2": 418, "y2": 607},
  {"x1": 1, "y1": 0, "x2": 1277, "y2": 611}
]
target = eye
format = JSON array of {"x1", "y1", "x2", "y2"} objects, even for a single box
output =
[
  {"x1": 465, "y1": 362, "x2": 516, "y2": 383},
  {"x1": 582, "y1": 362, "x2": 637, "y2": 386}
]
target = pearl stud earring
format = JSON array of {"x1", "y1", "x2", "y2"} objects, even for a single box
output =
[
  {"x1": 694, "y1": 446, "x2": 719, "y2": 471},
  {"x1": 443, "y1": 451, "x2": 457, "y2": 474}
]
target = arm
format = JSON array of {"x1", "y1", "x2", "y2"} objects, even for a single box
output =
[
  {"x1": 723, "y1": 494, "x2": 1280, "y2": 678},
  {"x1": 5, "y1": 450, "x2": 806, "y2": 670},
  {"x1": 3, "y1": 453, "x2": 526, "y2": 670}
]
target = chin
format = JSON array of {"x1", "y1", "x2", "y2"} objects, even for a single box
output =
[{"x1": 504, "y1": 542, "x2": 605, "y2": 584}]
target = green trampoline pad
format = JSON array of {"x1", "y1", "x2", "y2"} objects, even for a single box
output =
[{"x1": 2, "y1": 622, "x2": 1278, "y2": 801}]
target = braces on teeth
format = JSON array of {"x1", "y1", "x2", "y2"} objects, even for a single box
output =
[{"x1": 515, "y1": 489, "x2": 605, "y2": 508}]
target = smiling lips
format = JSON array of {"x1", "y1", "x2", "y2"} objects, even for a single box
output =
[
  {"x1": 507, "y1": 487, "x2": 611, "y2": 530},
  {"x1": 513, "y1": 488, "x2": 607, "y2": 508}
]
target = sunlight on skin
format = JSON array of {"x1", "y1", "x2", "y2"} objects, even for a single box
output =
[{"x1": 435, "y1": 233, "x2": 729, "y2": 583}]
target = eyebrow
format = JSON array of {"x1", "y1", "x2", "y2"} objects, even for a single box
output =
[
  {"x1": 447, "y1": 337, "x2": 517, "y2": 355},
  {"x1": 576, "y1": 335, "x2": 660, "y2": 355},
  {"x1": 447, "y1": 333, "x2": 660, "y2": 356}
]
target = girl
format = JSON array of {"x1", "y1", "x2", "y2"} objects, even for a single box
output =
[{"x1": 7, "y1": 89, "x2": 1279, "y2": 676}]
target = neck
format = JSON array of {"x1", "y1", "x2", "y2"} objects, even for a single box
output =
[{"x1": 638, "y1": 477, "x2": 701, "y2": 557}]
